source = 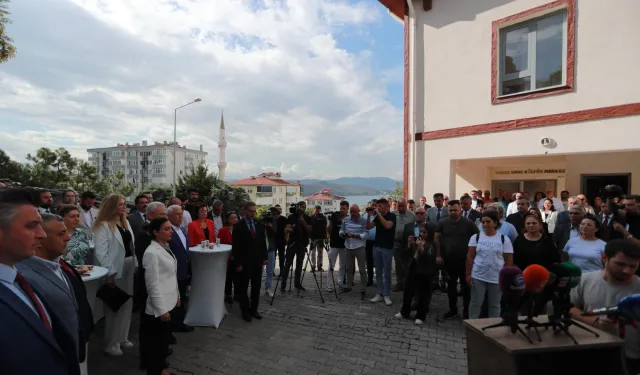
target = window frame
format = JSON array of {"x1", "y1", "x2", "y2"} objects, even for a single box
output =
[
  {"x1": 491, "y1": 0, "x2": 575, "y2": 105},
  {"x1": 498, "y1": 10, "x2": 568, "y2": 97}
]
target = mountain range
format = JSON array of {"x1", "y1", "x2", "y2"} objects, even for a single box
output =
[{"x1": 300, "y1": 177, "x2": 398, "y2": 196}]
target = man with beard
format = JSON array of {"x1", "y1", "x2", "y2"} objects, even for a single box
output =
[
  {"x1": 184, "y1": 189, "x2": 201, "y2": 220},
  {"x1": 612, "y1": 195, "x2": 640, "y2": 248},
  {"x1": 570, "y1": 239, "x2": 640, "y2": 375}
]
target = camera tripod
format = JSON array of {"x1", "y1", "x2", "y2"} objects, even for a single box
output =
[
  {"x1": 269, "y1": 241, "x2": 327, "y2": 305},
  {"x1": 300, "y1": 240, "x2": 340, "y2": 301}
]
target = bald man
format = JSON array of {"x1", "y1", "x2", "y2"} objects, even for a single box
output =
[{"x1": 339, "y1": 205, "x2": 369, "y2": 299}]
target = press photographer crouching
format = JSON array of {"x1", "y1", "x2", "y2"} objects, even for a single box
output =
[
  {"x1": 280, "y1": 201, "x2": 311, "y2": 292},
  {"x1": 339, "y1": 204, "x2": 368, "y2": 299},
  {"x1": 309, "y1": 205, "x2": 328, "y2": 272},
  {"x1": 327, "y1": 201, "x2": 349, "y2": 291}
]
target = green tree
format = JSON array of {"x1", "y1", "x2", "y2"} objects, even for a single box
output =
[
  {"x1": 0, "y1": 149, "x2": 30, "y2": 182},
  {"x1": 25, "y1": 147, "x2": 79, "y2": 188},
  {"x1": 211, "y1": 183, "x2": 251, "y2": 213},
  {"x1": 139, "y1": 183, "x2": 173, "y2": 203},
  {"x1": 92, "y1": 171, "x2": 133, "y2": 197},
  {"x1": 389, "y1": 181, "x2": 404, "y2": 201},
  {"x1": 0, "y1": 0, "x2": 16, "y2": 63},
  {"x1": 175, "y1": 163, "x2": 222, "y2": 202}
]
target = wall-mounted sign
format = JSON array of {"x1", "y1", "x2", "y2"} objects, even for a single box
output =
[
  {"x1": 491, "y1": 166, "x2": 566, "y2": 180},
  {"x1": 494, "y1": 168, "x2": 565, "y2": 176}
]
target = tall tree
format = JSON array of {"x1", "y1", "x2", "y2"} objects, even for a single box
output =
[
  {"x1": 175, "y1": 163, "x2": 222, "y2": 202},
  {"x1": 26, "y1": 147, "x2": 79, "y2": 188},
  {"x1": 389, "y1": 181, "x2": 404, "y2": 201},
  {"x1": 0, "y1": 149, "x2": 29, "y2": 182},
  {"x1": 211, "y1": 184, "x2": 251, "y2": 213},
  {"x1": 0, "y1": 0, "x2": 16, "y2": 63},
  {"x1": 139, "y1": 183, "x2": 173, "y2": 202}
]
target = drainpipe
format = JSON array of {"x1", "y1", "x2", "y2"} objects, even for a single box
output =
[{"x1": 406, "y1": 0, "x2": 418, "y2": 199}]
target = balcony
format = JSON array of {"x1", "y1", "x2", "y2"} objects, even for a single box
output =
[
  {"x1": 256, "y1": 192, "x2": 273, "y2": 198},
  {"x1": 286, "y1": 192, "x2": 299, "y2": 196}
]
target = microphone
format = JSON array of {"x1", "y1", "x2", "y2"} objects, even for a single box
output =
[
  {"x1": 559, "y1": 262, "x2": 582, "y2": 291},
  {"x1": 583, "y1": 294, "x2": 640, "y2": 321},
  {"x1": 523, "y1": 265, "x2": 550, "y2": 294},
  {"x1": 531, "y1": 263, "x2": 567, "y2": 317},
  {"x1": 498, "y1": 266, "x2": 525, "y2": 333}
]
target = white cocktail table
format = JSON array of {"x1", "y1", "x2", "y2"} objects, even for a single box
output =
[
  {"x1": 184, "y1": 244, "x2": 232, "y2": 328},
  {"x1": 80, "y1": 265, "x2": 108, "y2": 375}
]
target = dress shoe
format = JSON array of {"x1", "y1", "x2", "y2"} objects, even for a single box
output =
[
  {"x1": 251, "y1": 311, "x2": 263, "y2": 320},
  {"x1": 241, "y1": 312, "x2": 252, "y2": 322},
  {"x1": 120, "y1": 340, "x2": 134, "y2": 349}
]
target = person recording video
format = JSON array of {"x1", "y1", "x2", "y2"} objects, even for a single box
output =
[
  {"x1": 261, "y1": 207, "x2": 279, "y2": 297},
  {"x1": 309, "y1": 205, "x2": 328, "y2": 272},
  {"x1": 570, "y1": 239, "x2": 640, "y2": 375},
  {"x1": 280, "y1": 201, "x2": 311, "y2": 292},
  {"x1": 327, "y1": 201, "x2": 349, "y2": 291}
]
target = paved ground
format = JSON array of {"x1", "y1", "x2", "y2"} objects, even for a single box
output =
[{"x1": 89, "y1": 253, "x2": 468, "y2": 375}]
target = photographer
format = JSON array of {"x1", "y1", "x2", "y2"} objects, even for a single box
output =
[
  {"x1": 327, "y1": 201, "x2": 349, "y2": 291},
  {"x1": 274, "y1": 205, "x2": 288, "y2": 275},
  {"x1": 261, "y1": 207, "x2": 279, "y2": 297},
  {"x1": 309, "y1": 205, "x2": 328, "y2": 272},
  {"x1": 280, "y1": 201, "x2": 312, "y2": 292}
]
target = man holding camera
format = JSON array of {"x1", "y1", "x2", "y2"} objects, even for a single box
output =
[
  {"x1": 309, "y1": 205, "x2": 327, "y2": 272},
  {"x1": 367, "y1": 198, "x2": 396, "y2": 306},
  {"x1": 281, "y1": 201, "x2": 312, "y2": 292},
  {"x1": 327, "y1": 201, "x2": 349, "y2": 291}
]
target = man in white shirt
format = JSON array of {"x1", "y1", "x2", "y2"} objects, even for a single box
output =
[
  {"x1": 169, "y1": 197, "x2": 192, "y2": 229},
  {"x1": 538, "y1": 189, "x2": 565, "y2": 212},
  {"x1": 211, "y1": 199, "x2": 224, "y2": 238},
  {"x1": 77, "y1": 191, "x2": 98, "y2": 232},
  {"x1": 167, "y1": 205, "x2": 194, "y2": 333},
  {"x1": 340, "y1": 205, "x2": 369, "y2": 300},
  {"x1": 506, "y1": 192, "x2": 523, "y2": 216}
]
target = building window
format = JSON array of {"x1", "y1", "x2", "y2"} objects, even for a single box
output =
[
  {"x1": 492, "y1": 0, "x2": 575, "y2": 104},
  {"x1": 257, "y1": 186, "x2": 273, "y2": 193}
]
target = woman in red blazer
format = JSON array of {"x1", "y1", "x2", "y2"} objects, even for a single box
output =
[
  {"x1": 187, "y1": 204, "x2": 216, "y2": 246},
  {"x1": 217, "y1": 211, "x2": 238, "y2": 245}
]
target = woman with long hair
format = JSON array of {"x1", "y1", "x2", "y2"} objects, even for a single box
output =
[
  {"x1": 140, "y1": 217, "x2": 179, "y2": 375},
  {"x1": 562, "y1": 215, "x2": 606, "y2": 273},
  {"x1": 466, "y1": 211, "x2": 514, "y2": 319},
  {"x1": 187, "y1": 204, "x2": 216, "y2": 247},
  {"x1": 513, "y1": 214, "x2": 558, "y2": 271},
  {"x1": 394, "y1": 223, "x2": 437, "y2": 325},
  {"x1": 527, "y1": 207, "x2": 549, "y2": 235},
  {"x1": 218, "y1": 212, "x2": 238, "y2": 304},
  {"x1": 59, "y1": 204, "x2": 92, "y2": 266},
  {"x1": 540, "y1": 198, "x2": 558, "y2": 234},
  {"x1": 93, "y1": 194, "x2": 136, "y2": 356}
]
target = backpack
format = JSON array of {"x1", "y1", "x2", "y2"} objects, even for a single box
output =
[{"x1": 476, "y1": 232, "x2": 505, "y2": 244}]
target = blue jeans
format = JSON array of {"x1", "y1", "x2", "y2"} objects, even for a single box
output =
[
  {"x1": 373, "y1": 246, "x2": 393, "y2": 296},
  {"x1": 265, "y1": 251, "x2": 276, "y2": 290},
  {"x1": 469, "y1": 278, "x2": 501, "y2": 318}
]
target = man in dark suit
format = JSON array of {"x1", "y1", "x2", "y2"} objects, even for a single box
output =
[
  {"x1": 553, "y1": 205, "x2": 585, "y2": 251},
  {"x1": 232, "y1": 201, "x2": 268, "y2": 322},
  {"x1": 167, "y1": 204, "x2": 194, "y2": 332},
  {"x1": 460, "y1": 196, "x2": 481, "y2": 223},
  {"x1": 506, "y1": 196, "x2": 530, "y2": 235},
  {"x1": 128, "y1": 194, "x2": 149, "y2": 238},
  {"x1": 555, "y1": 196, "x2": 581, "y2": 227},
  {"x1": 17, "y1": 213, "x2": 94, "y2": 363},
  {"x1": 0, "y1": 188, "x2": 80, "y2": 375}
]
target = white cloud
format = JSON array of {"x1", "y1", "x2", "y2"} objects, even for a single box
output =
[{"x1": 0, "y1": 0, "x2": 403, "y2": 180}]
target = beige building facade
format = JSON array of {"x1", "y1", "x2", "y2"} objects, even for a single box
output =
[{"x1": 378, "y1": 0, "x2": 640, "y2": 202}]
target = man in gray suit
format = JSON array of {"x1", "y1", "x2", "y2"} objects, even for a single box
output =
[
  {"x1": 427, "y1": 193, "x2": 449, "y2": 223},
  {"x1": 128, "y1": 194, "x2": 150, "y2": 237},
  {"x1": 17, "y1": 213, "x2": 81, "y2": 359},
  {"x1": 553, "y1": 205, "x2": 585, "y2": 251},
  {"x1": 77, "y1": 191, "x2": 99, "y2": 232}
]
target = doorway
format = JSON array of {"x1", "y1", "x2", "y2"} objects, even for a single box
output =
[{"x1": 581, "y1": 174, "x2": 631, "y2": 205}]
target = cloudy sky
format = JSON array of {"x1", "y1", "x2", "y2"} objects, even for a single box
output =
[{"x1": 0, "y1": 0, "x2": 403, "y2": 180}]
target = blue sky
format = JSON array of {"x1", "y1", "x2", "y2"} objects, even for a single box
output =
[{"x1": 0, "y1": 0, "x2": 404, "y2": 180}]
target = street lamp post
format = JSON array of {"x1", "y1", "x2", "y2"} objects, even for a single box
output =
[{"x1": 173, "y1": 98, "x2": 202, "y2": 197}]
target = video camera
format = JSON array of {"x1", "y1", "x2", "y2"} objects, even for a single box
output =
[
  {"x1": 289, "y1": 203, "x2": 305, "y2": 216},
  {"x1": 601, "y1": 184, "x2": 626, "y2": 225},
  {"x1": 324, "y1": 211, "x2": 340, "y2": 221}
]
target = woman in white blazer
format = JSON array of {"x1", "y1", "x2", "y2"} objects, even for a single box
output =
[
  {"x1": 93, "y1": 194, "x2": 137, "y2": 356},
  {"x1": 141, "y1": 217, "x2": 179, "y2": 375},
  {"x1": 541, "y1": 198, "x2": 559, "y2": 234}
]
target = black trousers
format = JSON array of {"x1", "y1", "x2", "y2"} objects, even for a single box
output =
[
  {"x1": 401, "y1": 270, "x2": 433, "y2": 321},
  {"x1": 445, "y1": 261, "x2": 470, "y2": 317},
  {"x1": 276, "y1": 243, "x2": 286, "y2": 272},
  {"x1": 171, "y1": 279, "x2": 189, "y2": 327},
  {"x1": 365, "y1": 240, "x2": 374, "y2": 283},
  {"x1": 140, "y1": 311, "x2": 172, "y2": 375},
  {"x1": 225, "y1": 258, "x2": 235, "y2": 297},
  {"x1": 235, "y1": 266, "x2": 263, "y2": 314},
  {"x1": 281, "y1": 244, "x2": 305, "y2": 288}
]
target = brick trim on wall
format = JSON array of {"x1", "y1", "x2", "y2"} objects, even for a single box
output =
[
  {"x1": 491, "y1": 0, "x2": 576, "y2": 105},
  {"x1": 414, "y1": 102, "x2": 640, "y2": 141},
  {"x1": 403, "y1": 3, "x2": 410, "y2": 198}
]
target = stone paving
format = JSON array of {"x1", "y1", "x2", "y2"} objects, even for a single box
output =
[{"x1": 89, "y1": 253, "x2": 468, "y2": 375}]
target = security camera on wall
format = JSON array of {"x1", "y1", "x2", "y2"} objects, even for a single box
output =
[{"x1": 540, "y1": 137, "x2": 557, "y2": 149}]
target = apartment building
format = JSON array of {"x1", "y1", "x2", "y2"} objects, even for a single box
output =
[
  {"x1": 230, "y1": 172, "x2": 303, "y2": 207},
  {"x1": 87, "y1": 140, "x2": 208, "y2": 190},
  {"x1": 305, "y1": 189, "x2": 345, "y2": 214}
]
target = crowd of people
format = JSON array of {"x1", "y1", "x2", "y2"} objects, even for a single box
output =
[{"x1": 2, "y1": 184, "x2": 640, "y2": 374}]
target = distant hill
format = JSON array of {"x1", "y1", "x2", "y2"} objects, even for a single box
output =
[{"x1": 300, "y1": 177, "x2": 398, "y2": 196}]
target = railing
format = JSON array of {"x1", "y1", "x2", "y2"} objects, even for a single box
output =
[{"x1": 256, "y1": 192, "x2": 273, "y2": 197}]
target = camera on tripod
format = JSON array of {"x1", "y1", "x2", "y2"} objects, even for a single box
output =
[
  {"x1": 324, "y1": 211, "x2": 339, "y2": 220},
  {"x1": 289, "y1": 203, "x2": 304, "y2": 216},
  {"x1": 259, "y1": 207, "x2": 278, "y2": 224}
]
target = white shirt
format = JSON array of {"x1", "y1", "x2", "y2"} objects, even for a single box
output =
[
  {"x1": 212, "y1": 214, "x2": 223, "y2": 238},
  {"x1": 34, "y1": 256, "x2": 70, "y2": 291},
  {"x1": 538, "y1": 197, "x2": 565, "y2": 212},
  {"x1": 80, "y1": 207, "x2": 94, "y2": 228},
  {"x1": 506, "y1": 201, "x2": 518, "y2": 216},
  {"x1": 461, "y1": 210, "x2": 473, "y2": 219},
  {"x1": 471, "y1": 199, "x2": 479, "y2": 209},
  {"x1": 172, "y1": 225, "x2": 187, "y2": 249},
  {"x1": 468, "y1": 232, "x2": 514, "y2": 284},
  {"x1": 181, "y1": 210, "x2": 192, "y2": 229},
  {"x1": 0, "y1": 263, "x2": 52, "y2": 322}
]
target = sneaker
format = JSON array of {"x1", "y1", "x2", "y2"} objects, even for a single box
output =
[
  {"x1": 442, "y1": 310, "x2": 459, "y2": 320},
  {"x1": 265, "y1": 289, "x2": 274, "y2": 298},
  {"x1": 120, "y1": 340, "x2": 134, "y2": 349},
  {"x1": 415, "y1": 319, "x2": 424, "y2": 325},
  {"x1": 384, "y1": 296, "x2": 392, "y2": 306},
  {"x1": 105, "y1": 345, "x2": 123, "y2": 356},
  {"x1": 394, "y1": 312, "x2": 409, "y2": 320},
  {"x1": 370, "y1": 294, "x2": 384, "y2": 303}
]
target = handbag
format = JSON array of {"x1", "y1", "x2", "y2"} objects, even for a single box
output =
[{"x1": 96, "y1": 284, "x2": 131, "y2": 312}]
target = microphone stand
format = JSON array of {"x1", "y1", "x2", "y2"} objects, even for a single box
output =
[
  {"x1": 482, "y1": 296, "x2": 534, "y2": 344},
  {"x1": 537, "y1": 291, "x2": 600, "y2": 344}
]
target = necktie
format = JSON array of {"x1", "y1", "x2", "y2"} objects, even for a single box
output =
[
  {"x1": 249, "y1": 221, "x2": 256, "y2": 238},
  {"x1": 436, "y1": 209, "x2": 441, "y2": 221},
  {"x1": 59, "y1": 259, "x2": 76, "y2": 279},
  {"x1": 602, "y1": 215, "x2": 609, "y2": 230},
  {"x1": 15, "y1": 273, "x2": 52, "y2": 332},
  {"x1": 464, "y1": 211, "x2": 468, "y2": 218}
]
